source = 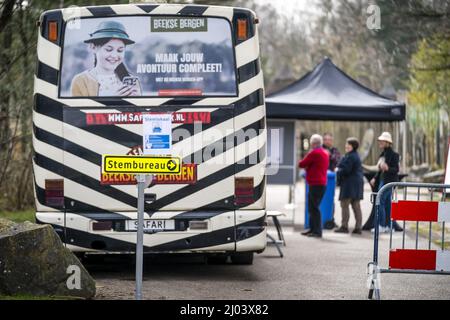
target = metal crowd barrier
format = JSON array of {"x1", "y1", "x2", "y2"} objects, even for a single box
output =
[{"x1": 367, "y1": 182, "x2": 450, "y2": 300}]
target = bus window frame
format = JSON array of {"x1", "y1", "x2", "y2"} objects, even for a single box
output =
[{"x1": 56, "y1": 14, "x2": 240, "y2": 100}]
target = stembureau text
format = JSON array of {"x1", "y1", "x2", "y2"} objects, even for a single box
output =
[{"x1": 180, "y1": 304, "x2": 269, "y2": 317}]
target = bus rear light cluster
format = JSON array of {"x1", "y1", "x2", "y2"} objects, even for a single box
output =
[
  {"x1": 48, "y1": 21, "x2": 58, "y2": 42},
  {"x1": 236, "y1": 19, "x2": 248, "y2": 41},
  {"x1": 234, "y1": 177, "x2": 254, "y2": 205},
  {"x1": 45, "y1": 179, "x2": 64, "y2": 208}
]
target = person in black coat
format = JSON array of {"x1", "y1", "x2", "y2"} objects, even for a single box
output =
[
  {"x1": 335, "y1": 138, "x2": 364, "y2": 234},
  {"x1": 369, "y1": 132, "x2": 403, "y2": 232}
]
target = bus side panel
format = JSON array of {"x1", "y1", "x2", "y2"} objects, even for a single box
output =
[
  {"x1": 233, "y1": 104, "x2": 266, "y2": 211},
  {"x1": 235, "y1": 210, "x2": 266, "y2": 252}
]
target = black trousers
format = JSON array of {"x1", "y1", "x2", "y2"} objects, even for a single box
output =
[{"x1": 308, "y1": 185, "x2": 327, "y2": 236}]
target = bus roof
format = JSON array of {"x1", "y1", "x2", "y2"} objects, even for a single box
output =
[{"x1": 40, "y1": 3, "x2": 257, "y2": 22}]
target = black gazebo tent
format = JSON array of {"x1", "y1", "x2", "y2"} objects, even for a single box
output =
[
  {"x1": 265, "y1": 58, "x2": 406, "y2": 228},
  {"x1": 266, "y1": 58, "x2": 406, "y2": 121}
]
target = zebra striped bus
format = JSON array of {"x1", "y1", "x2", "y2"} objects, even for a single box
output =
[{"x1": 33, "y1": 3, "x2": 266, "y2": 264}]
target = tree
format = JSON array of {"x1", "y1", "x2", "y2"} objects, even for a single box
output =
[
  {"x1": 0, "y1": 0, "x2": 127, "y2": 210},
  {"x1": 407, "y1": 33, "x2": 450, "y2": 166},
  {"x1": 409, "y1": 34, "x2": 450, "y2": 111},
  {"x1": 374, "y1": 0, "x2": 450, "y2": 89},
  {"x1": 301, "y1": 0, "x2": 449, "y2": 168},
  {"x1": 309, "y1": 0, "x2": 394, "y2": 91}
]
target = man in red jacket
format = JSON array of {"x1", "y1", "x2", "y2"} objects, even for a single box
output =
[{"x1": 299, "y1": 134, "x2": 330, "y2": 238}]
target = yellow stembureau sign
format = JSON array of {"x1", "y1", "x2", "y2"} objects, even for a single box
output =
[{"x1": 102, "y1": 155, "x2": 181, "y2": 174}]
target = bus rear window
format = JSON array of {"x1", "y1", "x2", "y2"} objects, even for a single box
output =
[{"x1": 60, "y1": 16, "x2": 237, "y2": 98}]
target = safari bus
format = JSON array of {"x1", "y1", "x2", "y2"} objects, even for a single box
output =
[{"x1": 33, "y1": 3, "x2": 267, "y2": 264}]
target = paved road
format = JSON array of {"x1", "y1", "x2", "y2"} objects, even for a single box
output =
[
  {"x1": 88, "y1": 183, "x2": 450, "y2": 300},
  {"x1": 89, "y1": 227, "x2": 450, "y2": 300}
]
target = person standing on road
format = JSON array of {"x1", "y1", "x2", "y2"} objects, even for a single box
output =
[
  {"x1": 323, "y1": 133, "x2": 342, "y2": 172},
  {"x1": 323, "y1": 133, "x2": 341, "y2": 229},
  {"x1": 335, "y1": 138, "x2": 364, "y2": 234},
  {"x1": 299, "y1": 134, "x2": 330, "y2": 238},
  {"x1": 370, "y1": 132, "x2": 403, "y2": 233}
]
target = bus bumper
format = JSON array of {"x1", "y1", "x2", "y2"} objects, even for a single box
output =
[{"x1": 36, "y1": 210, "x2": 266, "y2": 254}]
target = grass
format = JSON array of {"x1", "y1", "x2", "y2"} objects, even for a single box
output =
[
  {"x1": 0, "y1": 208, "x2": 35, "y2": 223},
  {"x1": 409, "y1": 222, "x2": 449, "y2": 250}
]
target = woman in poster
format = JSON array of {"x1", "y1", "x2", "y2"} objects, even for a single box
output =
[{"x1": 71, "y1": 21, "x2": 142, "y2": 97}]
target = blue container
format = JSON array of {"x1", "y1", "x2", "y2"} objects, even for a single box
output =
[{"x1": 304, "y1": 171, "x2": 336, "y2": 229}]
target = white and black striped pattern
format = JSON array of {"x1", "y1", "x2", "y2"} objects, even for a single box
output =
[
  {"x1": 37, "y1": 209, "x2": 266, "y2": 253},
  {"x1": 34, "y1": 4, "x2": 266, "y2": 252}
]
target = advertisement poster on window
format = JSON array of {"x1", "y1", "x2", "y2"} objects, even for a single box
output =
[{"x1": 60, "y1": 16, "x2": 237, "y2": 98}]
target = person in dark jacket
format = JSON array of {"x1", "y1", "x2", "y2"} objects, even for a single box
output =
[
  {"x1": 323, "y1": 133, "x2": 342, "y2": 171},
  {"x1": 370, "y1": 132, "x2": 403, "y2": 232},
  {"x1": 335, "y1": 138, "x2": 364, "y2": 234},
  {"x1": 323, "y1": 133, "x2": 341, "y2": 229}
]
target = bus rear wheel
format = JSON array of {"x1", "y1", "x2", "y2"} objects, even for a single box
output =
[{"x1": 230, "y1": 252, "x2": 254, "y2": 265}]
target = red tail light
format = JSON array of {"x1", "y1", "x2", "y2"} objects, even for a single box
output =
[
  {"x1": 45, "y1": 179, "x2": 64, "y2": 208},
  {"x1": 235, "y1": 177, "x2": 254, "y2": 205}
]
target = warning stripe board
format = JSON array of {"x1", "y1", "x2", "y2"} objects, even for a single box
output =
[
  {"x1": 391, "y1": 201, "x2": 450, "y2": 223},
  {"x1": 389, "y1": 249, "x2": 450, "y2": 272}
]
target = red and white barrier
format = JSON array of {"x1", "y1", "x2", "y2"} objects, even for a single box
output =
[
  {"x1": 391, "y1": 200, "x2": 450, "y2": 223},
  {"x1": 390, "y1": 249, "x2": 450, "y2": 272},
  {"x1": 389, "y1": 200, "x2": 450, "y2": 271}
]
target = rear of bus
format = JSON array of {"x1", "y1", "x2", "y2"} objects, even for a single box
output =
[{"x1": 33, "y1": 4, "x2": 266, "y2": 263}]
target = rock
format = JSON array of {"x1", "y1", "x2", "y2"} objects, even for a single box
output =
[
  {"x1": 0, "y1": 218, "x2": 15, "y2": 233},
  {"x1": 0, "y1": 218, "x2": 96, "y2": 299}
]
